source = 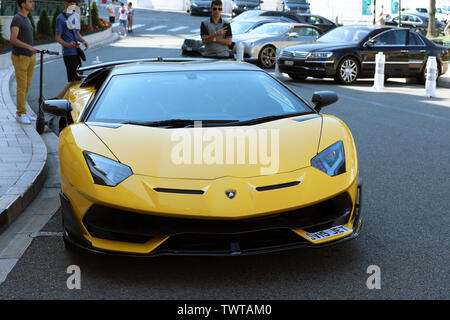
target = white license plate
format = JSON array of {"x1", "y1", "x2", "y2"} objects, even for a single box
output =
[
  {"x1": 304, "y1": 225, "x2": 351, "y2": 241},
  {"x1": 284, "y1": 60, "x2": 294, "y2": 66},
  {"x1": 185, "y1": 47, "x2": 192, "y2": 51}
]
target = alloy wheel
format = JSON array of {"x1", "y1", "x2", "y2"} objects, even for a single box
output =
[
  {"x1": 259, "y1": 46, "x2": 276, "y2": 68},
  {"x1": 338, "y1": 58, "x2": 359, "y2": 84}
]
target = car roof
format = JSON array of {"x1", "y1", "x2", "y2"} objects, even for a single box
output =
[{"x1": 107, "y1": 60, "x2": 263, "y2": 76}]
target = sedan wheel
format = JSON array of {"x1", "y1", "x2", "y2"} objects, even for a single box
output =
[
  {"x1": 258, "y1": 45, "x2": 276, "y2": 69},
  {"x1": 336, "y1": 57, "x2": 359, "y2": 85}
]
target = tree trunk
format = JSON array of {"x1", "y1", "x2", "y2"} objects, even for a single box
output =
[{"x1": 427, "y1": 0, "x2": 436, "y2": 38}]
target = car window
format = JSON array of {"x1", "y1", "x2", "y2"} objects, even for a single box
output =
[
  {"x1": 408, "y1": 32, "x2": 425, "y2": 46},
  {"x1": 303, "y1": 16, "x2": 323, "y2": 24},
  {"x1": 88, "y1": 71, "x2": 311, "y2": 123},
  {"x1": 408, "y1": 15, "x2": 422, "y2": 23},
  {"x1": 373, "y1": 30, "x2": 407, "y2": 46},
  {"x1": 294, "y1": 27, "x2": 320, "y2": 37},
  {"x1": 317, "y1": 26, "x2": 370, "y2": 43},
  {"x1": 248, "y1": 24, "x2": 291, "y2": 35}
]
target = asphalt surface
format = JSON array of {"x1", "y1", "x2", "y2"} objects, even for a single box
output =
[{"x1": 0, "y1": 7, "x2": 449, "y2": 300}]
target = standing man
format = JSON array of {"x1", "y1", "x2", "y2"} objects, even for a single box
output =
[
  {"x1": 54, "y1": 0, "x2": 88, "y2": 100},
  {"x1": 200, "y1": 0, "x2": 232, "y2": 58},
  {"x1": 9, "y1": 0, "x2": 38, "y2": 124}
]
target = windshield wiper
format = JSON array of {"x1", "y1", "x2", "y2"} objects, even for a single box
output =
[
  {"x1": 225, "y1": 112, "x2": 313, "y2": 126},
  {"x1": 120, "y1": 119, "x2": 238, "y2": 128}
]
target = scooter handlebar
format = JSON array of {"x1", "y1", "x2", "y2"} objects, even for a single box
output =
[{"x1": 37, "y1": 49, "x2": 59, "y2": 55}]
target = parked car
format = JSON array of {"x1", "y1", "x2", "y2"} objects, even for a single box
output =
[
  {"x1": 233, "y1": 22, "x2": 323, "y2": 68},
  {"x1": 232, "y1": 0, "x2": 263, "y2": 17},
  {"x1": 182, "y1": 17, "x2": 295, "y2": 56},
  {"x1": 294, "y1": 14, "x2": 339, "y2": 33},
  {"x1": 185, "y1": 0, "x2": 211, "y2": 16},
  {"x1": 385, "y1": 13, "x2": 445, "y2": 35},
  {"x1": 231, "y1": 9, "x2": 301, "y2": 22},
  {"x1": 276, "y1": 0, "x2": 311, "y2": 14},
  {"x1": 278, "y1": 25, "x2": 449, "y2": 84},
  {"x1": 43, "y1": 57, "x2": 362, "y2": 256}
]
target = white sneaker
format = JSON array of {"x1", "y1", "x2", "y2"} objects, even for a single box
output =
[
  {"x1": 16, "y1": 114, "x2": 31, "y2": 125},
  {"x1": 25, "y1": 113, "x2": 36, "y2": 121}
]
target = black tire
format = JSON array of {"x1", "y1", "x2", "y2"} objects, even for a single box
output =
[
  {"x1": 288, "y1": 73, "x2": 307, "y2": 81},
  {"x1": 258, "y1": 45, "x2": 277, "y2": 69},
  {"x1": 335, "y1": 56, "x2": 360, "y2": 85}
]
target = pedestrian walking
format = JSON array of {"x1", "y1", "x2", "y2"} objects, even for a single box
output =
[
  {"x1": 127, "y1": 2, "x2": 134, "y2": 33},
  {"x1": 118, "y1": 2, "x2": 128, "y2": 37},
  {"x1": 445, "y1": 13, "x2": 450, "y2": 36},
  {"x1": 54, "y1": 0, "x2": 88, "y2": 100},
  {"x1": 9, "y1": 0, "x2": 38, "y2": 124},
  {"x1": 107, "y1": 0, "x2": 117, "y2": 32},
  {"x1": 377, "y1": 5, "x2": 385, "y2": 25},
  {"x1": 200, "y1": 0, "x2": 232, "y2": 58}
]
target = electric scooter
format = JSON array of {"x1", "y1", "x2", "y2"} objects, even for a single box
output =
[{"x1": 36, "y1": 49, "x2": 59, "y2": 134}]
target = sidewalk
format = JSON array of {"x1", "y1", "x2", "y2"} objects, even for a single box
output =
[
  {"x1": 0, "y1": 28, "x2": 118, "y2": 235},
  {"x1": 438, "y1": 67, "x2": 450, "y2": 89}
]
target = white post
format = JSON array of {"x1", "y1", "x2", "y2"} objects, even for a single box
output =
[
  {"x1": 372, "y1": 52, "x2": 385, "y2": 90},
  {"x1": 235, "y1": 42, "x2": 244, "y2": 62},
  {"x1": 92, "y1": 56, "x2": 102, "y2": 64},
  {"x1": 425, "y1": 56, "x2": 437, "y2": 98},
  {"x1": 274, "y1": 47, "x2": 284, "y2": 79}
]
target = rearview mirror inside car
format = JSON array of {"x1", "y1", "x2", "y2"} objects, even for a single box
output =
[{"x1": 312, "y1": 91, "x2": 338, "y2": 112}]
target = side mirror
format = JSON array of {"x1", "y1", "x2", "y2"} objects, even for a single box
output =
[
  {"x1": 288, "y1": 32, "x2": 299, "y2": 39},
  {"x1": 365, "y1": 39, "x2": 376, "y2": 47},
  {"x1": 312, "y1": 91, "x2": 338, "y2": 112},
  {"x1": 43, "y1": 99, "x2": 74, "y2": 125}
]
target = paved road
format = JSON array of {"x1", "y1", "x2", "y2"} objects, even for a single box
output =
[{"x1": 0, "y1": 7, "x2": 449, "y2": 300}]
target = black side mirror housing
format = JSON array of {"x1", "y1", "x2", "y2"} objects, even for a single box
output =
[
  {"x1": 312, "y1": 91, "x2": 338, "y2": 112},
  {"x1": 43, "y1": 99, "x2": 74, "y2": 125}
]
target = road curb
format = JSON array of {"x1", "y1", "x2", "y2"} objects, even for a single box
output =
[{"x1": 0, "y1": 27, "x2": 118, "y2": 236}]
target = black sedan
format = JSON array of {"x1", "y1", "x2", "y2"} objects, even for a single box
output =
[
  {"x1": 278, "y1": 26, "x2": 450, "y2": 84},
  {"x1": 185, "y1": 0, "x2": 211, "y2": 16},
  {"x1": 232, "y1": 9, "x2": 300, "y2": 22},
  {"x1": 232, "y1": 0, "x2": 262, "y2": 18},
  {"x1": 294, "y1": 14, "x2": 339, "y2": 33}
]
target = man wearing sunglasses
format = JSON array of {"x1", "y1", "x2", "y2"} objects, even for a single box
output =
[{"x1": 200, "y1": 0, "x2": 232, "y2": 58}]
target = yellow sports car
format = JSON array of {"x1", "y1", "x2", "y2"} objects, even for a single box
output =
[{"x1": 43, "y1": 58, "x2": 362, "y2": 256}]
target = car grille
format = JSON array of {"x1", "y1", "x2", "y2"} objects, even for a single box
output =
[
  {"x1": 82, "y1": 192, "x2": 353, "y2": 244},
  {"x1": 280, "y1": 51, "x2": 309, "y2": 59}
]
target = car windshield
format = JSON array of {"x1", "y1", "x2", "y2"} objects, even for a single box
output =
[
  {"x1": 317, "y1": 26, "x2": 371, "y2": 43},
  {"x1": 231, "y1": 21, "x2": 258, "y2": 34},
  {"x1": 248, "y1": 24, "x2": 291, "y2": 35},
  {"x1": 87, "y1": 70, "x2": 312, "y2": 124},
  {"x1": 231, "y1": 10, "x2": 260, "y2": 21}
]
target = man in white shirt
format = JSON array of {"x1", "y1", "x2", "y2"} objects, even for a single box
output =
[{"x1": 117, "y1": 2, "x2": 129, "y2": 36}]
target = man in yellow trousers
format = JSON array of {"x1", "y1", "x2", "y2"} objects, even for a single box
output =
[{"x1": 9, "y1": 0, "x2": 38, "y2": 125}]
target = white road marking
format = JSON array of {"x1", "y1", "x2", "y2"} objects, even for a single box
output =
[
  {"x1": 168, "y1": 26, "x2": 189, "y2": 32},
  {"x1": 146, "y1": 25, "x2": 167, "y2": 31}
]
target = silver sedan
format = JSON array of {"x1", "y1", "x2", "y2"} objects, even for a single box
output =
[{"x1": 233, "y1": 22, "x2": 323, "y2": 68}]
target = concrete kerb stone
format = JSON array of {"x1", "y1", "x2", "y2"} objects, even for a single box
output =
[{"x1": 0, "y1": 27, "x2": 118, "y2": 235}]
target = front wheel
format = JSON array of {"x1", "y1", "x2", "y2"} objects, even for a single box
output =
[
  {"x1": 335, "y1": 57, "x2": 359, "y2": 85},
  {"x1": 258, "y1": 45, "x2": 277, "y2": 69}
]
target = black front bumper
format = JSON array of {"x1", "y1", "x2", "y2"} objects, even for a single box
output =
[
  {"x1": 61, "y1": 184, "x2": 362, "y2": 257},
  {"x1": 278, "y1": 59, "x2": 336, "y2": 78}
]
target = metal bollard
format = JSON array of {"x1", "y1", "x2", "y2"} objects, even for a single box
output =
[
  {"x1": 372, "y1": 52, "x2": 385, "y2": 90},
  {"x1": 424, "y1": 56, "x2": 437, "y2": 98},
  {"x1": 235, "y1": 42, "x2": 244, "y2": 61}
]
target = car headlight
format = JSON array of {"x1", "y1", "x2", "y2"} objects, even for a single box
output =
[
  {"x1": 311, "y1": 141, "x2": 345, "y2": 176},
  {"x1": 307, "y1": 52, "x2": 333, "y2": 59},
  {"x1": 83, "y1": 151, "x2": 133, "y2": 186}
]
